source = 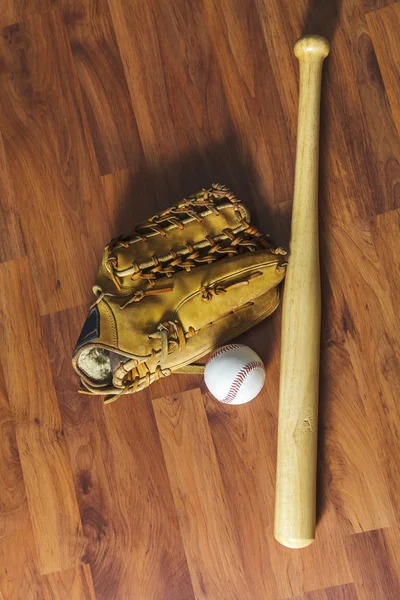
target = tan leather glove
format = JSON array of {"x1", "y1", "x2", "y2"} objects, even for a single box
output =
[{"x1": 72, "y1": 184, "x2": 287, "y2": 403}]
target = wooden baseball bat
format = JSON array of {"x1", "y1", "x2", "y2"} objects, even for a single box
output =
[{"x1": 274, "y1": 35, "x2": 329, "y2": 548}]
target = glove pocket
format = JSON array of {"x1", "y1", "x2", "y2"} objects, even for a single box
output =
[{"x1": 174, "y1": 250, "x2": 286, "y2": 334}]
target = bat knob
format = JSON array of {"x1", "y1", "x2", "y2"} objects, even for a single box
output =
[{"x1": 294, "y1": 35, "x2": 330, "y2": 60}]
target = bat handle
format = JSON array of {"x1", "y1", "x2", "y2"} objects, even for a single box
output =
[{"x1": 274, "y1": 35, "x2": 329, "y2": 549}]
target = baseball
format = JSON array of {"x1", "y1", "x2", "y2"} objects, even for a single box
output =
[{"x1": 204, "y1": 344, "x2": 266, "y2": 405}]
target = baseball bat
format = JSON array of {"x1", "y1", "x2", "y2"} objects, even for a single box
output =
[{"x1": 274, "y1": 35, "x2": 329, "y2": 548}]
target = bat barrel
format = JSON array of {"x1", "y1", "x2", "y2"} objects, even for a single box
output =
[{"x1": 274, "y1": 35, "x2": 329, "y2": 549}]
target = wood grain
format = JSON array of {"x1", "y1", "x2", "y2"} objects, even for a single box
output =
[
  {"x1": 362, "y1": 0, "x2": 399, "y2": 14},
  {"x1": 320, "y1": 216, "x2": 398, "y2": 534},
  {"x1": 153, "y1": 388, "x2": 250, "y2": 600},
  {"x1": 373, "y1": 209, "x2": 400, "y2": 302},
  {"x1": 0, "y1": 134, "x2": 25, "y2": 263},
  {"x1": 259, "y1": 0, "x2": 400, "y2": 229},
  {"x1": 41, "y1": 565, "x2": 96, "y2": 600},
  {"x1": 323, "y1": 0, "x2": 400, "y2": 225},
  {"x1": 108, "y1": 0, "x2": 232, "y2": 183},
  {"x1": 287, "y1": 583, "x2": 359, "y2": 600},
  {"x1": 0, "y1": 9, "x2": 111, "y2": 315},
  {"x1": 103, "y1": 1, "x2": 287, "y2": 249},
  {"x1": 101, "y1": 168, "x2": 158, "y2": 238},
  {"x1": 0, "y1": 0, "x2": 400, "y2": 598},
  {"x1": 0, "y1": 258, "x2": 84, "y2": 574},
  {"x1": 342, "y1": 0, "x2": 400, "y2": 216},
  {"x1": 203, "y1": 0, "x2": 293, "y2": 243},
  {"x1": 0, "y1": 0, "x2": 50, "y2": 28},
  {"x1": 345, "y1": 529, "x2": 400, "y2": 599},
  {"x1": 323, "y1": 221, "x2": 400, "y2": 528},
  {"x1": 366, "y1": 4, "x2": 400, "y2": 135},
  {"x1": 0, "y1": 362, "x2": 43, "y2": 600},
  {"x1": 203, "y1": 385, "x2": 288, "y2": 598},
  {"x1": 318, "y1": 335, "x2": 394, "y2": 535},
  {"x1": 57, "y1": 0, "x2": 143, "y2": 176},
  {"x1": 0, "y1": 565, "x2": 44, "y2": 600}
]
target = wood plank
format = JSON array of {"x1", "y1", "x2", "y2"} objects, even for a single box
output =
[
  {"x1": 287, "y1": 583, "x2": 359, "y2": 600},
  {"x1": 319, "y1": 237, "x2": 395, "y2": 535},
  {"x1": 345, "y1": 529, "x2": 400, "y2": 600},
  {"x1": 0, "y1": 362, "x2": 44, "y2": 600},
  {"x1": 256, "y1": 0, "x2": 400, "y2": 229},
  {"x1": 253, "y1": 0, "x2": 302, "y2": 145},
  {"x1": 202, "y1": 0, "x2": 293, "y2": 244},
  {"x1": 0, "y1": 9, "x2": 111, "y2": 315},
  {"x1": 42, "y1": 565, "x2": 96, "y2": 600},
  {"x1": 101, "y1": 168, "x2": 158, "y2": 240},
  {"x1": 110, "y1": 0, "x2": 179, "y2": 168},
  {"x1": 253, "y1": 0, "x2": 340, "y2": 236},
  {"x1": 362, "y1": 0, "x2": 399, "y2": 14},
  {"x1": 0, "y1": 258, "x2": 85, "y2": 574},
  {"x1": 0, "y1": 0, "x2": 399, "y2": 595},
  {"x1": 109, "y1": 0, "x2": 229, "y2": 166},
  {"x1": 42, "y1": 305, "x2": 194, "y2": 600},
  {"x1": 373, "y1": 209, "x2": 400, "y2": 303},
  {"x1": 315, "y1": 2, "x2": 386, "y2": 226},
  {"x1": 0, "y1": 133, "x2": 25, "y2": 263},
  {"x1": 57, "y1": 0, "x2": 143, "y2": 176},
  {"x1": 339, "y1": 0, "x2": 400, "y2": 216},
  {"x1": 304, "y1": 584, "x2": 359, "y2": 600},
  {"x1": 0, "y1": 565, "x2": 44, "y2": 600},
  {"x1": 202, "y1": 354, "x2": 296, "y2": 599},
  {"x1": 366, "y1": 4, "x2": 400, "y2": 135},
  {"x1": 108, "y1": 0, "x2": 245, "y2": 205},
  {"x1": 104, "y1": 0, "x2": 290, "y2": 252},
  {"x1": 318, "y1": 333, "x2": 392, "y2": 534},
  {"x1": 321, "y1": 221, "x2": 399, "y2": 531},
  {"x1": 203, "y1": 315, "x2": 352, "y2": 598},
  {"x1": 153, "y1": 389, "x2": 251, "y2": 600},
  {"x1": 202, "y1": 0, "x2": 379, "y2": 236},
  {"x1": 299, "y1": 508, "x2": 353, "y2": 593},
  {"x1": 0, "y1": 0, "x2": 50, "y2": 29}
]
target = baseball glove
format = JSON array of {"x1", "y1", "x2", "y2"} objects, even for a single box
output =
[{"x1": 72, "y1": 184, "x2": 287, "y2": 403}]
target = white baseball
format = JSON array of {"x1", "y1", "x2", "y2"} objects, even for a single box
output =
[{"x1": 204, "y1": 344, "x2": 266, "y2": 405}]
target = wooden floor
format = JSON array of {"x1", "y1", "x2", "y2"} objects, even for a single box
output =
[{"x1": 0, "y1": 0, "x2": 399, "y2": 598}]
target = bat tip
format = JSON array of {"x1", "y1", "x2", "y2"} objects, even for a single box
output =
[
  {"x1": 274, "y1": 534, "x2": 315, "y2": 549},
  {"x1": 294, "y1": 35, "x2": 330, "y2": 60}
]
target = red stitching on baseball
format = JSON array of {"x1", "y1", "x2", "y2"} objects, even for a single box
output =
[
  {"x1": 223, "y1": 360, "x2": 264, "y2": 404},
  {"x1": 206, "y1": 344, "x2": 246, "y2": 367}
]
